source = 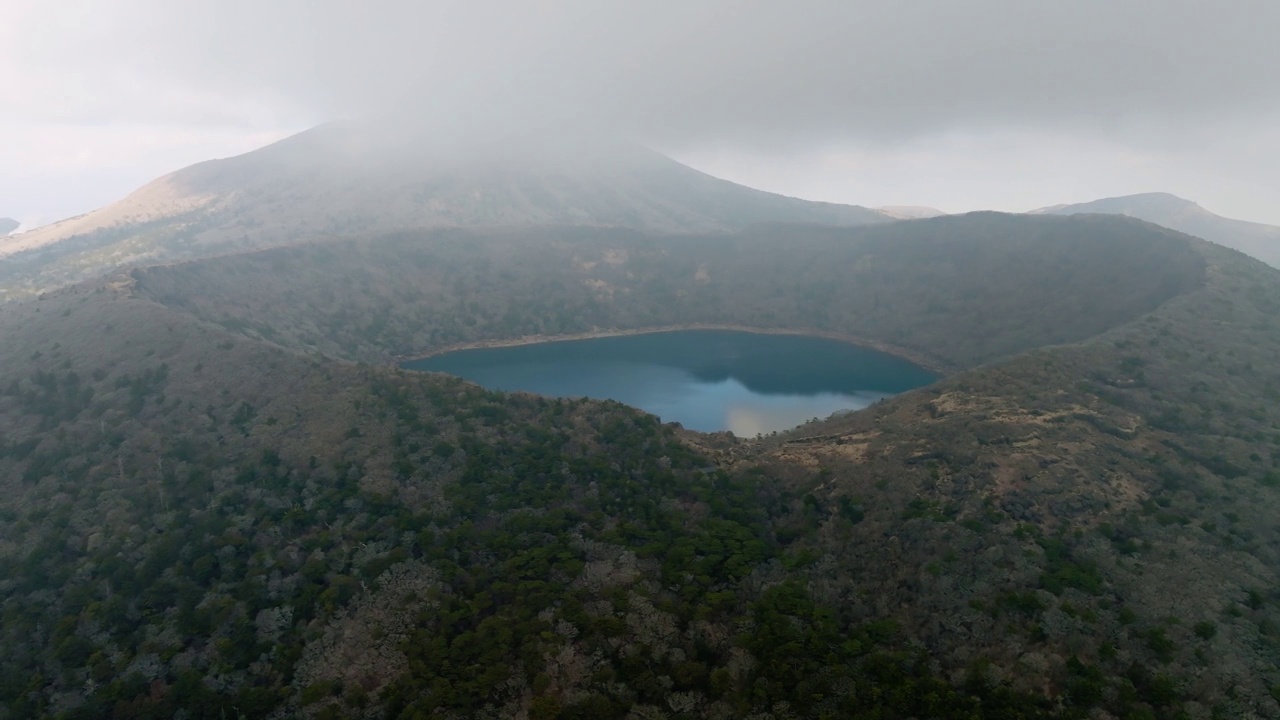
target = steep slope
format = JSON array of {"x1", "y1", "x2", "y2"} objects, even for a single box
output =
[
  {"x1": 1033, "y1": 192, "x2": 1280, "y2": 269},
  {"x1": 3, "y1": 215, "x2": 1280, "y2": 718},
  {"x1": 0, "y1": 123, "x2": 889, "y2": 300}
]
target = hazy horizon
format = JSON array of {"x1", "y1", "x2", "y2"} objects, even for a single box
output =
[{"x1": 4, "y1": 1, "x2": 1278, "y2": 228}]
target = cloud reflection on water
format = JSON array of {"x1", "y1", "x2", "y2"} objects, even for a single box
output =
[{"x1": 405, "y1": 331, "x2": 933, "y2": 435}]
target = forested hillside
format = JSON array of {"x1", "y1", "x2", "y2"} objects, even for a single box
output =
[
  {"x1": 755, "y1": 243, "x2": 1280, "y2": 716},
  {"x1": 0, "y1": 278, "x2": 1047, "y2": 719},
  {"x1": 133, "y1": 214, "x2": 1205, "y2": 372},
  {"x1": 1, "y1": 214, "x2": 1278, "y2": 718}
]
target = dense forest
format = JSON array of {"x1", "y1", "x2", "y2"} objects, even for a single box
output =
[{"x1": 1, "y1": 214, "x2": 1278, "y2": 718}]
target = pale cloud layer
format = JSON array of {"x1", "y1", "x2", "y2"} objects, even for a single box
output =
[
  {"x1": 674, "y1": 120, "x2": 1280, "y2": 222},
  {"x1": 1, "y1": 124, "x2": 292, "y2": 228},
  {"x1": 3, "y1": 0, "x2": 1278, "y2": 225}
]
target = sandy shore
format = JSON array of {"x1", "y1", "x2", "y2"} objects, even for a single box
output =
[{"x1": 392, "y1": 324, "x2": 952, "y2": 375}]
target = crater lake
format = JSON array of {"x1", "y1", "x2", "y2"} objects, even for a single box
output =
[{"x1": 403, "y1": 330, "x2": 937, "y2": 436}]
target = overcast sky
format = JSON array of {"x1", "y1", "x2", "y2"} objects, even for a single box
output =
[{"x1": 3, "y1": 0, "x2": 1278, "y2": 228}]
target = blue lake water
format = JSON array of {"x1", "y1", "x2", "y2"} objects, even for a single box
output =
[{"x1": 403, "y1": 330, "x2": 937, "y2": 436}]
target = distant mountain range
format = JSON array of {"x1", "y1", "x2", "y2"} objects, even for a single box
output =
[
  {"x1": 1032, "y1": 192, "x2": 1280, "y2": 268},
  {"x1": 0, "y1": 218, "x2": 17, "y2": 235}
]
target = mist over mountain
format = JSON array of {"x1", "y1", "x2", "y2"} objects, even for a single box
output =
[
  {"x1": 0, "y1": 218, "x2": 18, "y2": 235},
  {"x1": 0, "y1": 122, "x2": 892, "y2": 300},
  {"x1": 1032, "y1": 192, "x2": 1280, "y2": 268}
]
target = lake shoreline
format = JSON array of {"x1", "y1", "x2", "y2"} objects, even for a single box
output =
[{"x1": 392, "y1": 324, "x2": 952, "y2": 375}]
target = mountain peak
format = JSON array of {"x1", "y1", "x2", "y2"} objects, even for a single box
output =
[
  {"x1": 1108, "y1": 191, "x2": 1192, "y2": 202},
  {"x1": 1031, "y1": 192, "x2": 1199, "y2": 216},
  {"x1": 1032, "y1": 192, "x2": 1280, "y2": 268},
  {"x1": 1097, "y1": 192, "x2": 1200, "y2": 212},
  {"x1": 875, "y1": 205, "x2": 948, "y2": 220},
  {"x1": 0, "y1": 218, "x2": 17, "y2": 236},
  {"x1": 0, "y1": 123, "x2": 893, "y2": 296}
]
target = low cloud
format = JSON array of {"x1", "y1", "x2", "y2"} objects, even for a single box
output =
[{"x1": 4, "y1": 1, "x2": 1278, "y2": 222}]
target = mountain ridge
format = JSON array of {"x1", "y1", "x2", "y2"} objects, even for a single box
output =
[
  {"x1": 0, "y1": 123, "x2": 892, "y2": 300},
  {"x1": 1031, "y1": 192, "x2": 1280, "y2": 268}
]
